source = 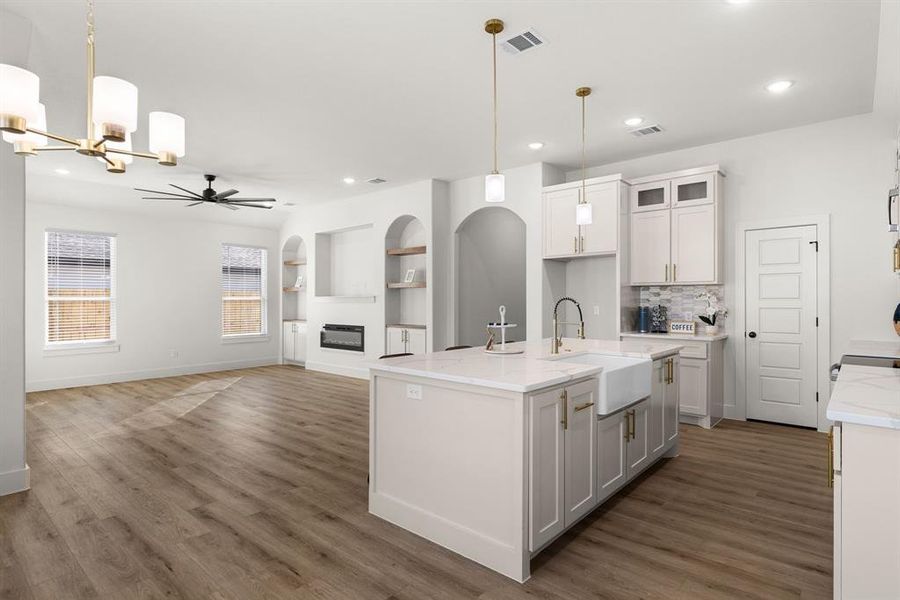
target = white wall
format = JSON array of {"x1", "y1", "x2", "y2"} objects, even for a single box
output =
[
  {"x1": 25, "y1": 202, "x2": 281, "y2": 391},
  {"x1": 456, "y1": 207, "x2": 527, "y2": 346},
  {"x1": 0, "y1": 146, "x2": 30, "y2": 496},
  {"x1": 567, "y1": 111, "x2": 900, "y2": 418}
]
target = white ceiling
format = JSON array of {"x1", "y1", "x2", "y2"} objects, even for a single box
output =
[{"x1": 2, "y1": 0, "x2": 883, "y2": 226}]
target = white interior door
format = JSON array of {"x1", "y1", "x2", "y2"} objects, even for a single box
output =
[{"x1": 745, "y1": 225, "x2": 818, "y2": 427}]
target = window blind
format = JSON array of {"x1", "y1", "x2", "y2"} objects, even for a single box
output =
[
  {"x1": 222, "y1": 244, "x2": 267, "y2": 336},
  {"x1": 46, "y1": 231, "x2": 116, "y2": 345}
]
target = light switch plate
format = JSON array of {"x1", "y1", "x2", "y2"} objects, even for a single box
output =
[{"x1": 406, "y1": 384, "x2": 422, "y2": 400}]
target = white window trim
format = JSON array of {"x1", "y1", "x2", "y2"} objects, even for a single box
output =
[
  {"x1": 221, "y1": 243, "x2": 268, "y2": 339},
  {"x1": 44, "y1": 230, "x2": 118, "y2": 350}
]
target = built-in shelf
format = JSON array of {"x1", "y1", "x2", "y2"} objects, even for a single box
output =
[
  {"x1": 283, "y1": 287, "x2": 302, "y2": 293},
  {"x1": 387, "y1": 282, "x2": 426, "y2": 289},
  {"x1": 386, "y1": 245, "x2": 427, "y2": 256},
  {"x1": 283, "y1": 260, "x2": 307, "y2": 266},
  {"x1": 386, "y1": 323, "x2": 427, "y2": 330},
  {"x1": 314, "y1": 295, "x2": 377, "y2": 304}
]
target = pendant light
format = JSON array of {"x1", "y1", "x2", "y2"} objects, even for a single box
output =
[
  {"x1": 575, "y1": 87, "x2": 593, "y2": 225},
  {"x1": 484, "y1": 19, "x2": 505, "y2": 203}
]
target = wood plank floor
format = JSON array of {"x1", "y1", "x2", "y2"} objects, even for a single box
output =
[{"x1": 0, "y1": 365, "x2": 833, "y2": 599}]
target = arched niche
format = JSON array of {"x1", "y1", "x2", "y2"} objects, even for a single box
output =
[
  {"x1": 454, "y1": 206, "x2": 526, "y2": 346},
  {"x1": 384, "y1": 215, "x2": 426, "y2": 330},
  {"x1": 282, "y1": 235, "x2": 307, "y2": 321}
]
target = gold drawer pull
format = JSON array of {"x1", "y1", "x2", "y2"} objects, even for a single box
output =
[
  {"x1": 574, "y1": 401, "x2": 594, "y2": 412},
  {"x1": 827, "y1": 426, "x2": 834, "y2": 488}
]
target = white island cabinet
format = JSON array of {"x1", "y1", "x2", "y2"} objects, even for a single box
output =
[{"x1": 369, "y1": 338, "x2": 681, "y2": 582}]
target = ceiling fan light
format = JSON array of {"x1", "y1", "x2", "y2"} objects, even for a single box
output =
[
  {"x1": 92, "y1": 76, "x2": 138, "y2": 134},
  {"x1": 0, "y1": 64, "x2": 40, "y2": 133},
  {"x1": 576, "y1": 202, "x2": 593, "y2": 225},
  {"x1": 3, "y1": 102, "x2": 47, "y2": 146},
  {"x1": 148, "y1": 111, "x2": 185, "y2": 157},
  {"x1": 485, "y1": 172, "x2": 505, "y2": 203}
]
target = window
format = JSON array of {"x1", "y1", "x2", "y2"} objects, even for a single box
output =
[
  {"x1": 46, "y1": 230, "x2": 116, "y2": 346},
  {"x1": 221, "y1": 244, "x2": 267, "y2": 337}
]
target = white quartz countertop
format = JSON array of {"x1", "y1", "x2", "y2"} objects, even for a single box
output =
[
  {"x1": 369, "y1": 337, "x2": 683, "y2": 393},
  {"x1": 621, "y1": 331, "x2": 728, "y2": 342},
  {"x1": 826, "y1": 364, "x2": 900, "y2": 429}
]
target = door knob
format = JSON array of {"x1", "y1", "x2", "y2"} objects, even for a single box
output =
[{"x1": 748, "y1": 331, "x2": 757, "y2": 338}]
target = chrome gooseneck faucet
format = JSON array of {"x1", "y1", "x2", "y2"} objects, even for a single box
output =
[{"x1": 552, "y1": 297, "x2": 585, "y2": 354}]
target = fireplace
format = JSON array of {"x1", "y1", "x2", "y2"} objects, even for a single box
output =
[{"x1": 320, "y1": 324, "x2": 365, "y2": 352}]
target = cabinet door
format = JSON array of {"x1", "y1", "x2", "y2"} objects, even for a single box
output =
[
  {"x1": 678, "y1": 357, "x2": 708, "y2": 417},
  {"x1": 596, "y1": 412, "x2": 627, "y2": 503},
  {"x1": 581, "y1": 182, "x2": 618, "y2": 255},
  {"x1": 564, "y1": 380, "x2": 598, "y2": 526},
  {"x1": 385, "y1": 327, "x2": 404, "y2": 355},
  {"x1": 665, "y1": 357, "x2": 680, "y2": 444},
  {"x1": 406, "y1": 328, "x2": 426, "y2": 355},
  {"x1": 630, "y1": 210, "x2": 671, "y2": 285},
  {"x1": 626, "y1": 399, "x2": 651, "y2": 477},
  {"x1": 671, "y1": 172, "x2": 715, "y2": 207},
  {"x1": 283, "y1": 322, "x2": 295, "y2": 362},
  {"x1": 529, "y1": 387, "x2": 565, "y2": 551},
  {"x1": 649, "y1": 359, "x2": 666, "y2": 459},
  {"x1": 630, "y1": 180, "x2": 670, "y2": 213},
  {"x1": 544, "y1": 188, "x2": 580, "y2": 257},
  {"x1": 294, "y1": 323, "x2": 307, "y2": 363},
  {"x1": 671, "y1": 204, "x2": 716, "y2": 284}
]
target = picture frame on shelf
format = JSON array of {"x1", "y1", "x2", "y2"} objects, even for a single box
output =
[{"x1": 404, "y1": 269, "x2": 416, "y2": 283}]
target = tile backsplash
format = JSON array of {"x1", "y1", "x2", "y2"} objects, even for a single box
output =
[{"x1": 639, "y1": 285, "x2": 725, "y2": 322}]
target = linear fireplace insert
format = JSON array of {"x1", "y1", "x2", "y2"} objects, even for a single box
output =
[{"x1": 320, "y1": 324, "x2": 365, "y2": 352}]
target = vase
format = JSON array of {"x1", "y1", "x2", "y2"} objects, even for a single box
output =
[{"x1": 704, "y1": 325, "x2": 720, "y2": 335}]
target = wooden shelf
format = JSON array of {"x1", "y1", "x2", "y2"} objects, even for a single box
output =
[
  {"x1": 387, "y1": 282, "x2": 426, "y2": 289},
  {"x1": 283, "y1": 287, "x2": 302, "y2": 293},
  {"x1": 386, "y1": 246, "x2": 426, "y2": 256},
  {"x1": 283, "y1": 260, "x2": 307, "y2": 266}
]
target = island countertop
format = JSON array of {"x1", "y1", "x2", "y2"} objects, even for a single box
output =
[
  {"x1": 368, "y1": 337, "x2": 683, "y2": 393},
  {"x1": 826, "y1": 364, "x2": 900, "y2": 430}
]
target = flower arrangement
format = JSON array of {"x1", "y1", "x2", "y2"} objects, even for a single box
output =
[{"x1": 697, "y1": 291, "x2": 727, "y2": 331}]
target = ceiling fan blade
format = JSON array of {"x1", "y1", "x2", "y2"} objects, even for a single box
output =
[
  {"x1": 226, "y1": 202, "x2": 273, "y2": 209},
  {"x1": 186, "y1": 201, "x2": 204, "y2": 207},
  {"x1": 169, "y1": 184, "x2": 204, "y2": 198},
  {"x1": 217, "y1": 203, "x2": 239, "y2": 210},
  {"x1": 142, "y1": 197, "x2": 203, "y2": 201},
  {"x1": 134, "y1": 188, "x2": 197, "y2": 199},
  {"x1": 213, "y1": 189, "x2": 239, "y2": 200},
  {"x1": 222, "y1": 197, "x2": 276, "y2": 203}
]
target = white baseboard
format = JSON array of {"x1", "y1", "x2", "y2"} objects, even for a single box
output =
[
  {"x1": 25, "y1": 357, "x2": 280, "y2": 392},
  {"x1": 305, "y1": 360, "x2": 369, "y2": 380},
  {"x1": 0, "y1": 465, "x2": 30, "y2": 496}
]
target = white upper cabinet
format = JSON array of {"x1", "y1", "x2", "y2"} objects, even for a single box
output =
[
  {"x1": 671, "y1": 204, "x2": 716, "y2": 284},
  {"x1": 671, "y1": 172, "x2": 715, "y2": 207},
  {"x1": 630, "y1": 180, "x2": 670, "y2": 213},
  {"x1": 581, "y1": 182, "x2": 618, "y2": 255},
  {"x1": 630, "y1": 210, "x2": 671, "y2": 285},
  {"x1": 543, "y1": 188, "x2": 580, "y2": 258}
]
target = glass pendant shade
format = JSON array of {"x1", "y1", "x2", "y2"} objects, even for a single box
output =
[
  {"x1": 576, "y1": 201, "x2": 593, "y2": 225},
  {"x1": 92, "y1": 76, "x2": 138, "y2": 132},
  {"x1": 2, "y1": 102, "x2": 46, "y2": 146},
  {"x1": 0, "y1": 64, "x2": 40, "y2": 121},
  {"x1": 485, "y1": 172, "x2": 505, "y2": 203},
  {"x1": 148, "y1": 111, "x2": 185, "y2": 157},
  {"x1": 95, "y1": 126, "x2": 133, "y2": 164}
]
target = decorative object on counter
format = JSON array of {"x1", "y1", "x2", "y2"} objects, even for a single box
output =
[
  {"x1": 637, "y1": 306, "x2": 651, "y2": 333},
  {"x1": 551, "y1": 296, "x2": 586, "y2": 353},
  {"x1": 697, "y1": 291, "x2": 727, "y2": 335},
  {"x1": 669, "y1": 320, "x2": 696, "y2": 335},
  {"x1": 894, "y1": 302, "x2": 900, "y2": 336},
  {"x1": 485, "y1": 305, "x2": 522, "y2": 354},
  {"x1": 483, "y1": 18, "x2": 505, "y2": 203},
  {"x1": 403, "y1": 268, "x2": 416, "y2": 283},
  {"x1": 650, "y1": 304, "x2": 668, "y2": 333},
  {"x1": 574, "y1": 86, "x2": 593, "y2": 226}
]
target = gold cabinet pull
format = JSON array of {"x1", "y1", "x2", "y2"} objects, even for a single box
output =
[
  {"x1": 580, "y1": 235, "x2": 584, "y2": 253},
  {"x1": 670, "y1": 358, "x2": 676, "y2": 384},
  {"x1": 665, "y1": 264, "x2": 669, "y2": 282},
  {"x1": 574, "y1": 401, "x2": 594, "y2": 412},
  {"x1": 827, "y1": 426, "x2": 834, "y2": 488},
  {"x1": 574, "y1": 236, "x2": 578, "y2": 254},
  {"x1": 560, "y1": 390, "x2": 568, "y2": 430},
  {"x1": 628, "y1": 409, "x2": 636, "y2": 439},
  {"x1": 673, "y1": 264, "x2": 677, "y2": 282}
]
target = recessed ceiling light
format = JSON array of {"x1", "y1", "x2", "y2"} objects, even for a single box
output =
[
  {"x1": 528, "y1": 142, "x2": 544, "y2": 150},
  {"x1": 343, "y1": 177, "x2": 356, "y2": 185},
  {"x1": 624, "y1": 117, "x2": 644, "y2": 127},
  {"x1": 54, "y1": 168, "x2": 70, "y2": 175},
  {"x1": 766, "y1": 80, "x2": 794, "y2": 94}
]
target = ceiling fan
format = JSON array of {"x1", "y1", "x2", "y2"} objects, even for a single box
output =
[{"x1": 135, "y1": 174, "x2": 276, "y2": 210}]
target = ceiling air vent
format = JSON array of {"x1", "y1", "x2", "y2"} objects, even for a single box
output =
[
  {"x1": 367, "y1": 177, "x2": 387, "y2": 184},
  {"x1": 629, "y1": 124, "x2": 664, "y2": 137},
  {"x1": 501, "y1": 29, "x2": 546, "y2": 54}
]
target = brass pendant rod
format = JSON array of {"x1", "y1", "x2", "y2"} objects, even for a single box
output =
[
  {"x1": 86, "y1": 0, "x2": 95, "y2": 140},
  {"x1": 34, "y1": 146, "x2": 75, "y2": 152},
  {"x1": 26, "y1": 127, "x2": 79, "y2": 146},
  {"x1": 492, "y1": 29, "x2": 498, "y2": 174},
  {"x1": 107, "y1": 147, "x2": 157, "y2": 160},
  {"x1": 581, "y1": 93, "x2": 585, "y2": 202}
]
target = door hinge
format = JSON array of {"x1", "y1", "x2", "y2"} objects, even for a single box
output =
[
  {"x1": 816, "y1": 317, "x2": 819, "y2": 327},
  {"x1": 816, "y1": 392, "x2": 819, "y2": 403},
  {"x1": 809, "y1": 240, "x2": 819, "y2": 252}
]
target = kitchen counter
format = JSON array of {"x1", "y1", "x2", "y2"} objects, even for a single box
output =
[
  {"x1": 845, "y1": 339, "x2": 900, "y2": 359},
  {"x1": 621, "y1": 331, "x2": 729, "y2": 342},
  {"x1": 826, "y1": 364, "x2": 900, "y2": 429},
  {"x1": 370, "y1": 337, "x2": 683, "y2": 393}
]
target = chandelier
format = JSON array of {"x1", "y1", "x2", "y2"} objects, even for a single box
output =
[{"x1": 0, "y1": 0, "x2": 185, "y2": 173}]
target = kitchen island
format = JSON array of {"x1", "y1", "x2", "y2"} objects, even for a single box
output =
[{"x1": 368, "y1": 337, "x2": 683, "y2": 582}]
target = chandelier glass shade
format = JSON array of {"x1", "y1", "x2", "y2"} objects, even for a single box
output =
[{"x1": 0, "y1": 0, "x2": 185, "y2": 173}]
